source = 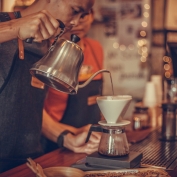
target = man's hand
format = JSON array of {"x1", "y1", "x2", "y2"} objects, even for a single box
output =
[
  {"x1": 64, "y1": 131, "x2": 101, "y2": 154},
  {"x1": 13, "y1": 10, "x2": 59, "y2": 42}
]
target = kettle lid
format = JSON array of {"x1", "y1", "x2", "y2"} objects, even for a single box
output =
[{"x1": 71, "y1": 34, "x2": 80, "y2": 43}]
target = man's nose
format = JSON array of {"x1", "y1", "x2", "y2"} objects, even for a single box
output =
[{"x1": 70, "y1": 15, "x2": 81, "y2": 27}]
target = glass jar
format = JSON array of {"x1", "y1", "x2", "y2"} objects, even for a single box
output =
[
  {"x1": 132, "y1": 106, "x2": 150, "y2": 130},
  {"x1": 161, "y1": 103, "x2": 177, "y2": 141},
  {"x1": 98, "y1": 126, "x2": 129, "y2": 157}
]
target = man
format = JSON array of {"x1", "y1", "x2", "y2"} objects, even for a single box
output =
[
  {"x1": 0, "y1": 0, "x2": 98, "y2": 173},
  {"x1": 42, "y1": 9, "x2": 104, "y2": 153}
]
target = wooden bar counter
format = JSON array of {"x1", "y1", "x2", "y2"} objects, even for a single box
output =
[
  {"x1": 1, "y1": 128, "x2": 177, "y2": 177},
  {"x1": 0, "y1": 149, "x2": 86, "y2": 177},
  {"x1": 0, "y1": 148, "x2": 176, "y2": 177}
]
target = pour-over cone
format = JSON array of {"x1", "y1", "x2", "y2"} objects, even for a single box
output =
[{"x1": 96, "y1": 95, "x2": 132, "y2": 124}]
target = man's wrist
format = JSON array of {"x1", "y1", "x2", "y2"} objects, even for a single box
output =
[
  {"x1": 10, "y1": 19, "x2": 20, "y2": 39},
  {"x1": 57, "y1": 130, "x2": 74, "y2": 148}
]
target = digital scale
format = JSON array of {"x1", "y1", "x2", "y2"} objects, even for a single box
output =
[{"x1": 72, "y1": 151, "x2": 143, "y2": 171}]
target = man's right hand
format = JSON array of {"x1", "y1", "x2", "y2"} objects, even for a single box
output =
[
  {"x1": 13, "y1": 10, "x2": 59, "y2": 42},
  {"x1": 64, "y1": 131, "x2": 101, "y2": 155}
]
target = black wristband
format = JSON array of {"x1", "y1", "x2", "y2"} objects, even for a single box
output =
[{"x1": 57, "y1": 130, "x2": 74, "y2": 148}]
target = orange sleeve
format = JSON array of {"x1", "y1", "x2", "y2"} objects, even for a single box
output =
[
  {"x1": 44, "y1": 88, "x2": 68, "y2": 121},
  {"x1": 94, "y1": 39, "x2": 104, "y2": 68},
  {"x1": 83, "y1": 38, "x2": 104, "y2": 80},
  {"x1": 85, "y1": 38, "x2": 104, "y2": 68}
]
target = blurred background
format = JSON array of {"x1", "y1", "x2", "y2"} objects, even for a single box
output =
[{"x1": 1, "y1": 0, "x2": 177, "y2": 118}]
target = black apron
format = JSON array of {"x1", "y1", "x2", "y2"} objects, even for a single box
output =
[
  {"x1": 61, "y1": 79, "x2": 102, "y2": 127},
  {"x1": 0, "y1": 45, "x2": 47, "y2": 173}
]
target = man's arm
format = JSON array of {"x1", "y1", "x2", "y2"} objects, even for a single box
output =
[
  {"x1": 42, "y1": 108, "x2": 80, "y2": 142},
  {"x1": 0, "y1": 20, "x2": 20, "y2": 43},
  {"x1": 0, "y1": 10, "x2": 59, "y2": 43},
  {"x1": 42, "y1": 109, "x2": 101, "y2": 154}
]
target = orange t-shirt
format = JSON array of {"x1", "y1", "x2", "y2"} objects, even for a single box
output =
[{"x1": 44, "y1": 38, "x2": 103, "y2": 121}]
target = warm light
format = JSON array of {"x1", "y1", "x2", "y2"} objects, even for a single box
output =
[
  {"x1": 120, "y1": 45, "x2": 126, "y2": 51},
  {"x1": 142, "y1": 52, "x2": 148, "y2": 58},
  {"x1": 142, "y1": 21, "x2": 148, "y2": 27},
  {"x1": 163, "y1": 56, "x2": 171, "y2": 63},
  {"x1": 137, "y1": 40, "x2": 144, "y2": 46},
  {"x1": 164, "y1": 64, "x2": 170, "y2": 70},
  {"x1": 142, "y1": 39, "x2": 147, "y2": 44},
  {"x1": 142, "y1": 47, "x2": 148, "y2": 52},
  {"x1": 140, "y1": 31, "x2": 146, "y2": 37},
  {"x1": 141, "y1": 56, "x2": 147, "y2": 62},
  {"x1": 113, "y1": 42, "x2": 119, "y2": 49},
  {"x1": 163, "y1": 56, "x2": 168, "y2": 62},
  {"x1": 172, "y1": 87, "x2": 177, "y2": 92},
  {"x1": 165, "y1": 71, "x2": 171, "y2": 78},
  {"x1": 143, "y1": 12, "x2": 149, "y2": 18},
  {"x1": 144, "y1": 4, "x2": 150, "y2": 9}
]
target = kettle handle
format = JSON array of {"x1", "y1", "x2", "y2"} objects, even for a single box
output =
[
  {"x1": 49, "y1": 20, "x2": 65, "y2": 50},
  {"x1": 85, "y1": 124, "x2": 102, "y2": 143},
  {"x1": 78, "y1": 69, "x2": 110, "y2": 89},
  {"x1": 25, "y1": 19, "x2": 65, "y2": 44}
]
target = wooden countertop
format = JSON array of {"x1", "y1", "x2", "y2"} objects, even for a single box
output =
[
  {"x1": 0, "y1": 149, "x2": 86, "y2": 177},
  {"x1": 1, "y1": 128, "x2": 177, "y2": 177}
]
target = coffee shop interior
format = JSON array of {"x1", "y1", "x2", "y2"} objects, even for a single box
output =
[{"x1": 1, "y1": 0, "x2": 177, "y2": 176}]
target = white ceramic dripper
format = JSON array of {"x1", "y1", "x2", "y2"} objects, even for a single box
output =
[{"x1": 96, "y1": 95, "x2": 132, "y2": 124}]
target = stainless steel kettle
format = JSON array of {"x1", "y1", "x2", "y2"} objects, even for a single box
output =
[{"x1": 30, "y1": 34, "x2": 109, "y2": 94}]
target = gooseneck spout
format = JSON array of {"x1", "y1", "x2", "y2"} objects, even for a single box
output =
[{"x1": 78, "y1": 69, "x2": 110, "y2": 89}]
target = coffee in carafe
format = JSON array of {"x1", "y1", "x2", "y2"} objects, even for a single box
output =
[{"x1": 98, "y1": 126, "x2": 129, "y2": 156}]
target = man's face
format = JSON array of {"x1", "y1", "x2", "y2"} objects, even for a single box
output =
[
  {"x1": 70, "y1": 13, "x2": 94, "y2": 39},
  {"x1": 45, "y1": 0, "x2": 95, "y2": 31},
  {"x1": 62, "y1": 12, "x2": 93, "y2": 40}
]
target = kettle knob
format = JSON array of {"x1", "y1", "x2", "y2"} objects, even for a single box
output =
[
  {"x1": 71, "y1": 34, "x2": 80, "y2": 43},
  {"x1": 57, "y1": 19, "x2": 65, "y2": 29}
]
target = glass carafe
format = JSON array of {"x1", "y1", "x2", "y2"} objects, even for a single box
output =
[{"x1": 98, "y1": 126, "x2": 129, "y2": 156}]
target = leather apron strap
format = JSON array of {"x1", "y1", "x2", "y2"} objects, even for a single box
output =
[{"x1": 8, "y1": 12, "x2": 24, "y2": 59}]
